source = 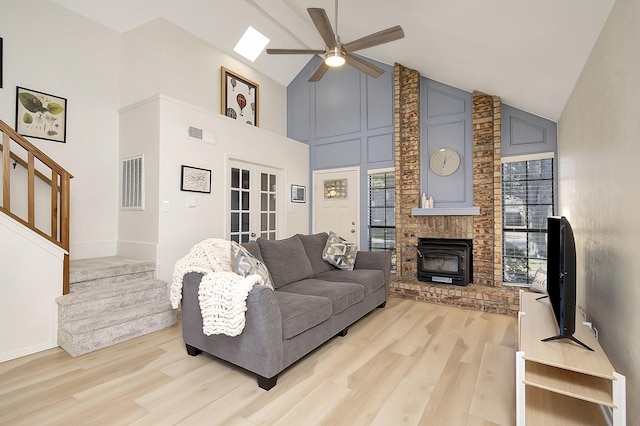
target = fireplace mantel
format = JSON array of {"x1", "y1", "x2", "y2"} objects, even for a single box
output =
[{"x1": 411, "y1": 207, "x2": 480, "y2": 216}]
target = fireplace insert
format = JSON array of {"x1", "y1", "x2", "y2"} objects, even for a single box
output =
[{"x1": 417, "y1": 238, "x2": 472, "y2": 286}]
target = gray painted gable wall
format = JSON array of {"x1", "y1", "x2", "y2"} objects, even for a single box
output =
[{"x1": 287, "y1": 57, "x2": 558, "y2": 246}]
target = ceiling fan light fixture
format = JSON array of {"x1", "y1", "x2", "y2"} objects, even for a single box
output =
[{"x1": 325, "y1": 48, "x2": 345, "y2": 67}]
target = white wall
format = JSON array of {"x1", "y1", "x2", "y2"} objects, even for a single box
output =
[
  {"x1": 0, "y1": 212, "x2": 64, "y2": 362},
  {"x1": 558, "y1": 0, "x2": 639, "y2": 420},
  {"x1": 120, "y1": 18, "x2": 287, "y2": 136},
  {"x1": 157, "y1": 96, "x2": 308, "y2": 282},
  {"x1": 0, "y1": 0, "x2": 121, "y2": 259},
  {"x1": 116, "y1": 19, "x2": 306, "y2": 283},
  {"x1": 1, "y1": 6, "x2": 290, "y2": 264},
  {"x1": 118, "y1": 95, "x2": 309, "y2": 283}
]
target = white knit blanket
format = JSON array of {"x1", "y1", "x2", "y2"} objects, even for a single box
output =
[{"x1": 171, "y1": 238, "x2": 261, "y2": 336}]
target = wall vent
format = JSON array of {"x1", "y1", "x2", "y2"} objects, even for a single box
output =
[
  {"x1": 188, "y1": 125, "x2": 216, "y2": 144},
  {"x1": 122, "y1": 155, "x2": 144, "y2": 210}
]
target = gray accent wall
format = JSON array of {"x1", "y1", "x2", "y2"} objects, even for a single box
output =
[
  {"x1": 286, "y1": 55, "x2": 395, "y2": 248},
  {"x1": 501, "y1": 104, "x2": 557, "y2": 157},
  {"x1": 420, "y1": 79, "x2": 473, "y2": 207},
  {"x1": 501, "y1": 104, "x2": 558, "y2": 214},
  {"x1": 287, "y1": 58, "x2": 559, "y2": 247}
]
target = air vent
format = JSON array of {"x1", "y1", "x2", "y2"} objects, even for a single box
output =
[
  {"x1": 122, "y1": 155, "x2": 144, "y2": 210},
  {"x1": 188, "y1": 126, "x2": 203, "y2": 139},
  {"x1": 187, "y1": 125, "x2": 216, "y2": 144}
]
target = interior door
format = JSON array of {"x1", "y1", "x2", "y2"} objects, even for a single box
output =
[
  {"x1": 229, "y1": 160, "x2": 279, "y2": 243},
  {"x1": 313, "y1": 167, "x2": 360, "y2": 246}
]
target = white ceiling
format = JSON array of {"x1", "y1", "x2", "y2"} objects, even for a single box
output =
[{"x1": 52, "y1": 0, "x2": 615, "y2": 121}]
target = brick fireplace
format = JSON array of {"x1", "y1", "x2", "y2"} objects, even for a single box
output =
[{"x1": 391, "y1": 63, "x2": 519, "y2": 315}]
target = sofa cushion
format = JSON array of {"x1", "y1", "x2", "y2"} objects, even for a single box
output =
[
  {"x1": 241, "y1": 240, "x2": 263, "y2": 263},
  {"x1": 314, "y1": 269, "x2": 385, "y2": 297},
  {"x1": 296, "y1": 232, "x2": 335, "y2": 276},
  {"x1": 274, "y1": 291, "x2": 332, "y2": 340},
  {"x1": 231, "y1": 241, "x2": 273, "y2": 290},
  {"x1": 278, "y1": 279, "x2": 364, "y2": 315},
  {"x1": 257, "y1": 236, "x2": 314, "y2": 289},
  {"x1": 322, "y1": 231, "x2": 358, "y2": 271}
]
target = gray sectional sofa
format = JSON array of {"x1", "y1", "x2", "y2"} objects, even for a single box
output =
[{"x1": 180, "y1": 232, "x2": 391, "y2": 390}]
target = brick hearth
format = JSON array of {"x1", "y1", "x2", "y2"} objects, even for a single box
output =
[{"x1": 391, "y1": 63, "x2": 519, "y2": 316}]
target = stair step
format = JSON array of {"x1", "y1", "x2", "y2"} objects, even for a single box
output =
[
  {"x1": 69, "y1": 256, "x2": 155, "y2": 284},
  {"x1": 58, "y1": 256, "x2": 177, "y2": 358},
  {"x1": 58, "y1": 302, "x2": 177, "y2": 357},
  {"x1": 56, "y1": 279, "x2": 169, "y2": 321},
  {"x1": 69, "y1": 270, "x2": 155, "y2": 293}
]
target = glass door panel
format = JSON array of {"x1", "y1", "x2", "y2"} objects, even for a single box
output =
[
  {"x1": 260, "y1": 172, "x2": 277, "y2": 240},
  {"x1": 230, "y1": 166, "x2": 251, "y2": 243},
  {"x1": 230, "y1": 162, "x2": 279, "y2": 243}
]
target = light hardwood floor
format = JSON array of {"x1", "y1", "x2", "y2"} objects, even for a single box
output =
[{"x1": 0, "y1": 297, "x2": 517, "y2": 425}]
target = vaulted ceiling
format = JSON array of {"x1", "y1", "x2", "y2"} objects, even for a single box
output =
[{"x1": 52, "y1": 0, "x2": 615, "y2": 121}]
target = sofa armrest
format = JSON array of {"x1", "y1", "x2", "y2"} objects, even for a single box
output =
[
  {"x1": 354, "y1": 251, "x2": 392, "y2": 286},
  {"x1": 181, "y1": 272, "x2": 284, "y2": 379}
]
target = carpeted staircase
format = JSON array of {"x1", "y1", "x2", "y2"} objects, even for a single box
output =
[{"x1": 56, "y1": 256, "x2": 177, "y2": 357}]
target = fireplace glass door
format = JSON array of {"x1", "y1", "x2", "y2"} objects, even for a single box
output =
[{"x1": 423, "y1": 252, "x2": 460, "y2": 274}]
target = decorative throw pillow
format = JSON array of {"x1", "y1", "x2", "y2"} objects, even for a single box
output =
[
  {"x1": 531, "y1": 267, "x2": 547, "y2": 294},
  {"x1": 322, "y1": 231, "x2": 358, "y2": 271},
  {"x1": 231, "y1": 241, "x2": 274, "y2": 290}
]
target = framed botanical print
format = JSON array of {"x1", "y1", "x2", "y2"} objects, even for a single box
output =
[
  {"x1": 221, "y1": 67, "x2": 258, "y2": 127},
  {"x1": 15, "y1": 86, "x2": 67, "y2": 143}
]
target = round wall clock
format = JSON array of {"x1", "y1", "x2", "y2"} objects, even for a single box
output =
[{"x1": 430, "y1": 147, "x2": 461, "y2": 176}]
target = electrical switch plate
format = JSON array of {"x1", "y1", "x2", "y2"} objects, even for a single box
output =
[
  {"x1": 161, "y1": 201, "x2": 170, "y2": 212},
  {"x1": 187, "y1": 199, "x2": 197, "y2": 208}
]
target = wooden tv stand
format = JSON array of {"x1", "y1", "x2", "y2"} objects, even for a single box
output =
[{"x1": 516, "y1": 290, "x2": 626, "y2": 425}]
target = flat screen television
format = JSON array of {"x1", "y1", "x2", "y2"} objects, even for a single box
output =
[{"x1": 542, "y1": 216, "x2": 593, "y2": 351}]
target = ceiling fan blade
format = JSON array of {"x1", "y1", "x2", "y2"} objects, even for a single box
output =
[
  {"x1": 266, "y1": 49, "x2": 325, "y2": 55},
  {"x1": 343, "y1": 25, "x2": 404, "y2": 52},
  {"x1": 308, "y1": 62, "x2": 330, "y2": 82},
  {"x1": 308, "y1": 8, "x2": 337, "y2": 49},
  {"x1": 345, "y1": 54, "x2": 385, "y2": 78}
]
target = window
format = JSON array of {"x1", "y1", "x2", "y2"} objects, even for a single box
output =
[
  {"x1": 368, "y1": 170, "x2": 396, "y2": 271},
  {"x1": 502, "y1": 156, "x2": 554, "y2": 285}
]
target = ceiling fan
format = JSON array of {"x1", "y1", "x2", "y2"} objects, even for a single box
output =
[{"x1": 266, "y1": 0, "x2": 404, "y2": 82}]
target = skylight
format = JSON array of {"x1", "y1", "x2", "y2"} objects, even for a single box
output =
[{"x1": 233, "y1": 26, "x2": 270, "y2": 62}]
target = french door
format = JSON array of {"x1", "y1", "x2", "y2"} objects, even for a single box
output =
[{"x1": 229, "y1": 160, "x2": 279, "y2": 243}]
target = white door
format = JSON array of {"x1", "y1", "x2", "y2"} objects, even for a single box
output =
[
  {"x1": 313, "y1": 167, "x2": 360, "y2": 247},
  {"x1": 229, "y1": 160, "x2": 279, "y2": 243}
]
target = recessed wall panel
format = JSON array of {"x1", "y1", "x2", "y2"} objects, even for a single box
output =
[
  {"x1": 287, "y1": 83, "x2": 311, "y2": 142},
  {"x1": 315, "y1": 67, "x2": 361, "y2": 139},
  {"x1": 315, "y1": 139, "x2": 361, "y2": 169},
  {"x1": 502, "y1": 103, "x2": 557, "y2": 156},
  {"x1": 366, "y1": 72, "x2": 393, "y2": 130},
  {"x1": 427, "y1": 85, "x2": 467, "y2": 119},
  {"x1": 424, "y1": 121, "x2": 466, "y2": 203},
  {"x1": 367, "y1": 133, "x2": 393, "y2": 163}
]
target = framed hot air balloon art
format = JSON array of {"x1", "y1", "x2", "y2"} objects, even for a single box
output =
[{"x1": 221, "y1": 67, "x2": 259, "y2": 127}]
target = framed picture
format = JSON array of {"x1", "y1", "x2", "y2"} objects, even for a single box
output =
[
  {"x1": 15, "y1": 86, "x2": 67, "y2": 143},
  {"x1": 291, "y1": 184, "x2": 306, "y2": 203},
  {"x1": 181, "y1": 165, "x2": 211, "y2": 193},
  {"x1": 221, "y1": 67, "x2": 258, "y2": 127}
]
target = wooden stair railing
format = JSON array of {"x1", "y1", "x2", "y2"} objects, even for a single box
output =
[{"x1": 0, "y1": 119, "x2": 73, "y2": 294}]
